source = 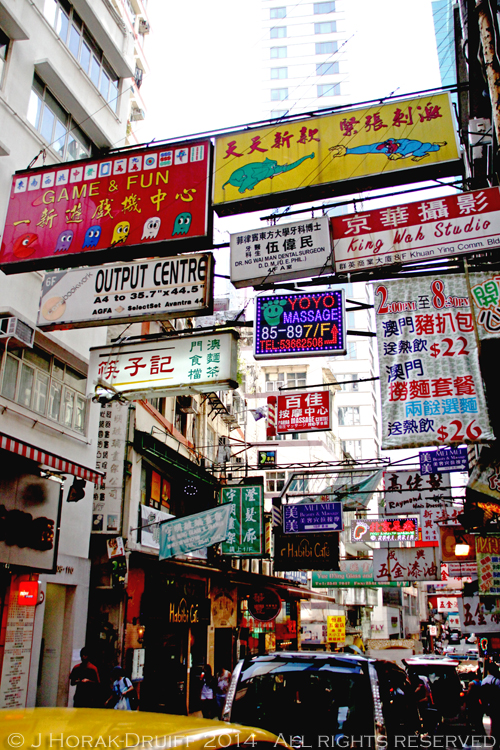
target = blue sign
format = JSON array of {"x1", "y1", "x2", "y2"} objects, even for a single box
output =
[
  {"x1": 254, "y1": 290, "x2": 346, "y2": 360},
  {"x1": 283, "y1": 502, "x2": 343, "y2": 533},
  {"x1": 419, "y1": 447, "x2": 469, "y2": 475}
]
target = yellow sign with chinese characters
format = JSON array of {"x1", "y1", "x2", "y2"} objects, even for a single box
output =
[
  {"x1": 327, "y1": 615, "x2": 346, "y2": 643},
  {"x1": 213, "y1": 93, "x2": 460, "y2": 215}
]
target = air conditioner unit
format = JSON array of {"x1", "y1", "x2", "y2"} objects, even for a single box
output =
[
  {"x1": 138, "y1": 18, "x2": 150, "y2": 34},
  {"x1": 178, "y1": 395, "x2": 198, "y2": 414},
  {"x1": 0, "y1": 317, "x2": 34, "y2": 348},
  {"x1": 130, "y1": 106, "x2": 145, "y2": 122}
]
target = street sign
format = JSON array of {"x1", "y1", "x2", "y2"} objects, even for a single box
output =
[
  {"x1": 419, "y1": 448, "x2": 469, "y2": 475},
  {"x1": 283, "y1": 502, "x2": 342, "y2": 533}
]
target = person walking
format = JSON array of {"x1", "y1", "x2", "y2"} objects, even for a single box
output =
[
  {"x1": 200, "y1": 664, "x2": 216, "y2": 718},
  {"x1": 481, "y1": 661, "x2": 500, "y2": 743},
  {"x1": 107, "y1": 666, "x2": 136, "y2": 710},
  {"x1": 69, "y1": 648, "x2": 101, "y2": 707},
  {"x1": 215, "y1": 666, "x2": 232, "y2": 718}
]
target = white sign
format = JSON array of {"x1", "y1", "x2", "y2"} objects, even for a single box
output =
[
  {"x1": 384, "y1": 470, "x2": 455, "y2": 542},
  {"x1": 374, "y1": 275, "x2": 494, "y2": 450},
  {"x1": 458, "y1": 594, "x2": 500, "y2": 633},
  {"x1": 0, "y1": 582, "x2": 36, "y2": 708},
  {"x1": 92, "y1": 401, "x2": 127, "y2": 535},
  {"x1": 88, "y1": 330, "x2": 239, "y2": 400},
  {"x1": 373, "y1": 548, "x2": 439, "y2": 582},
  {"x1": 230, "y1": 216, "x2": 333, "y2": 289},
  {"x1": 37, "y1": 253, "x2": 214, "y2": 330},
  {"x1": 140, "y1": 504, "x2": 173, "y2": 550},
  {"x1": 437, "y1": 596, "x2": 459, "y2": 612},
  {"x1": 332, "y1": 187, "x2": 500, "y2": 273}
]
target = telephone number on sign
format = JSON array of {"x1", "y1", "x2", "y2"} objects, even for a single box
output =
[{"x1": 278, "y1": 337, "x2": 324, "y2": 349}]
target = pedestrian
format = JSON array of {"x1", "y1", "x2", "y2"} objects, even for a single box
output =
[
  {"x1": 466, "y1": 671, "x2": 484, "y2": 735},
  {"x1": 215, "y1": 666, "x2": 232, "y2": 718},
  {"x1": 69, "y1": 648, "x2": 101, "y2": 707},
  {"x1": 481, "y1": 661, "x2": 500, "y2": 742},
  {"x1": 107, "y1": 666, "x2": 136, "y2": 710},
  {"x1": 200, "y1": 664, "x2": 216, "y2": 718}
]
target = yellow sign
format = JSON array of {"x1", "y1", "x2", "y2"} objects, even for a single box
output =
[
  {"x1": 213, "y1": 93, "x2": 459, "y2": 215},
  {"x1": 327, "y1": 615, "x2": 345, "y2": 643}
]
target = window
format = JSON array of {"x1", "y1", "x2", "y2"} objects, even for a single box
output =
[
  {"x1": 43, "y1": 0, "x2": 119, "y2": 112},
  {"x1": 174, "y1": 397, "x2": 188, "y2": 437},
  {"x1": 266, "y1": 471, "x2": 286, "y2": 493},
  {"x1": 265, "y1": 372, "x2": 306, "y2": 391},
  {"x1": 270, "y1": 7, "x2": 286, "y2": 18},
  {"x1": 271, "y1": 46, "x2": 287, "y2": 58},
  {"x1": 316, "y1": 41, "x2": 337, "y2": 54},
  {"x1": 341, "y1": 440, "x2": 362, "y2": 459},
  {"x1": 318, "y1": 83, "x2": 339, "y2": 97},
  {"x1": 27, "y1": 74, "x2": 91, "y2": 161},
  {"x1": 315, "y1": 21, "x2": 336, "y2": 33},
  {"x1": 271, "y1": 67, "x2": 287, "y2": 79},
  {"x1": 344, "y1": 342, "x2": 357, "y2": 359},
  {"x1": 271, "y1": 88, "x2": 288, "y2": 101},
  {"x1": 1, "y1": 345, "x2": 87, "y2": 433},
  {"x1": 271, "y1": 109, "x2": 288, "y2": 118},
  {"x1": 338, "y1": 407, "x2": 360, "y2": 426},
  {"x1": 316, "y1": 62, "x2": 338, "y2": 75},
  {"x1": 270, "y1": 26, "x2": 287, "y2": 38},
  {"x1": 0, "y1": 27, "x2": 9, "y2": 86},
  {"x1": 314, "y1": 1, "x2": 335, "y2": 12},
  {"x1": 336, "y1": 374, "x2": 359, "y2": 392}
]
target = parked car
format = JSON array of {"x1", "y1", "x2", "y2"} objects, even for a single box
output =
[
  {"x1": 0, "y1": 708, "x2": 286, "y2": 750},
  {"x1": 222, "y1": 651, "x2": 420, "y2": 747}
]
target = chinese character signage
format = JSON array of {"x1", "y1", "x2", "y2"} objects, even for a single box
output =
[
  {"x1": 220, "y1": 484, "x2": 264, "y2": 557},
  {"x1": 477, "y1": 536, "x2": 500, "y2": 595},
  {"x1": 469, "y1": 271, "x2": 500, "y2": 339},
  {"x1": 159, "y1": 504, "x2": 231, "y2": 560},
  {"x1": 459, "y1": 594, "x2": 500, "y2": 633},
  {"x1": 213, "y1": 93, "x2": 459, "y2": 216},
  {"x1": 88, "y1": 330, "x2": 239, "y2": 400},
  {"x1": 283, "y1": 502, "x2": 342, "y2": 533},
  {"x1": 92, "y1": 401, "x2": 127, "y2": 534},
  {"x1": 327, "y1": 615, "x2": 345, "y2": 643},
  {"x1": 230, "y1": 216, "x2": 332, "y2": 288},
  {"x1": 384, "y1": 470, "x2": 455, "y2": 542},
  {"x1": 248, "y1": 588, "x2": 282, "y2": 621},
  {"x1": 437, "y1": 596, "x2": 459, "y2": 612},
  {"x1": 276, "y1": 390, "x2": 332, "y2": 434},
  {"x1": 419, "y1": 447, "x2": 469, "y2": 475},
  {"x1": 273, "y1": 531, "x2": 339, "y2": 571},
  {"x1": 373, "y1": 548, "x2": 439, "y2": 582},
  {"x1": 0, "y1": 141, "x2": 212, "y2": 273},
  {"x1": 332, "y1": 187, "x2": 500, "y2": 273},
  {"x1": 312, "y1": 561, "x2": 403, "y2": 588},
  {"x1": 374, "y1": 275, "x2": 494, "y2": 449},
  {"x1": 351, "y1": 516, "x2": 418, "y2": 543},
  {"x1": 37, "y1": 252, "x2": 214, "y2": 330},
  {"x1": 254, "y1": 290, "x2": 345, "y2": 360}
]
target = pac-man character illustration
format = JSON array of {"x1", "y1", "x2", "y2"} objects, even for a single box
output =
[
  {"x1": 54, "y1": 230, "x2": 74, "y2": 253},
  {"x1": 172, "y1": 212, "x2": 192, "y2": 236},
  {"x1": 82, "y1": 225, "x2": 102, "y2": 248},
  {"x1": 111, "y1": 221, "x2": 130, "y2": 246},
  {"x1": 141, "y1": 217, "x2": 161, "y2": 240},
  {"x1": 13, "y1": 232, "x2": 40, "y2": 259},
  {"x1": 262, "y1": 299, "x2": 287, "y2": 326}
]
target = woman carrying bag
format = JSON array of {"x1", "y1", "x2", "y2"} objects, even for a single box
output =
[{"x1": 107, "y1": 666, "x2": 136, "y2": 710}]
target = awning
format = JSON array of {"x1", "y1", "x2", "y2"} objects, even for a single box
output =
[{"x1": 0, "y1": 432, "x2": 104, "y2": 485}]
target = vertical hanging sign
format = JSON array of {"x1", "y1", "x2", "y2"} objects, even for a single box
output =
[{"x1": 220, "y1": 484, "x2": 264, "y2": 556}]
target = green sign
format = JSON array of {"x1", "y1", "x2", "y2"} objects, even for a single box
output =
[
  {"x1": 220, "y1": 484, "x2": 264, "y2": 557},
  {"x1": 312, "y1": 567, "x2": 403, "y2": 588}
]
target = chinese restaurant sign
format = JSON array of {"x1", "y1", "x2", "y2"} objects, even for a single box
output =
[
  {"x1": 273, "y1": 531, "x2": 339, "y2": 571},
  {"x1": 254, "y1": 290, "x2": 345, "y2": 359},
  {"x1": 230, "y1": 216, "x2": 332, "y2": 288},
  {"x1": 277, "y1": 390, "x2": 331, "y2": 434},
  {"x1": 332, "y1": 187, "x2": 500, "y2": 273},
  {"x1": 159, "y1": 504, "x2": 231, "y2": 560},
  {"x1": 374, "y1": 275, "x2": 493, "y2": 449},
  {"x1": 37, "y1": 252, "x2": 214, "y2": 330},
  {"x1": 220, "y1": 484, "x2": 265, "y2": 557},
  {"x1": 0, "y1": 141, "x2": 211, "y2": 273},
  {"x1": 350, "y1": 516, "x2": 418, "y2": 543},
  {"x1": 477, "y1": 536, "x2": 500, "y2": 595},
  {"x1": 327, "y1": 615, "x2": 346, "y2": 643},
  {"x1": 311, "y1": 561, "x2": 403, "y2": 588},
  {"x1": 88, "y1": 330, "x2": 239, "y2": 400},
  {"x1": 373, "y1": 548, "x2": 439, "y2": 582},
  {"x1": 283, "y1": 502, "x2": 342, "y2": 533},
  {"x1": 92, "y1": 401, "x2": 127, "y2": 534},
  {"x1": 384, "y1": 470, "x2": 456, "y2": 543},
  {"x1": 213, "y1": 93, "x2": 459, "y2": 216},
  {"x1": 459, "y1": 594, "x2": 500, "y2": 633},
  {"x1": 419, "y1": 447, "x2": 469, "y2": 475}
]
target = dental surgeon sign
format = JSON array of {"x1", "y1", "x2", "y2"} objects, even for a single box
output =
[
  {"x1": 254, "y1": 290, "x2": 345, "y2": 359},
  {"x1": 0, "y1": 140, "x2": 211, "y2": 273}
]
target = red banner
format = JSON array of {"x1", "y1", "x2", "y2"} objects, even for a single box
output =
[{"x1": 276, "y1": 391, "x2": 331, "y2": 434}]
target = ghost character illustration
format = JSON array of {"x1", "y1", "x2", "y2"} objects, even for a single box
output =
[
  {"x1": 141, "y1": 217, "x2": 161, "y2": 240},
  {"x1": 172, "y1": 212, "x2": 192, "y2": 236},
  {"x1": 54, "y1": 230, "x2": 74, "y2": 253},
  {"x1": 111, "y1": 221, "x2": 130, "y2": 246},
  {"x1": 12, "y1": 233, "x2": 40, "y2": 259},
  {"x1": 82, "y1": 225, "x2": 102, "y2": 249}
]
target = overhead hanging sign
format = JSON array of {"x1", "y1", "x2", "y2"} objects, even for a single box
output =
[
  {"x1": 230, "y1": 216, "x2": 333, "y2": 288},
  {"x1": 283, "y1": 501, "x2": 342, "y2": 533},
  {"x1": 37, "y1": 252, "x2": 214, "y2": 330},
  {"x1": 220, "y1": 484, "x2": 265, "y2": 557},
  {"x1": 0, "y1": 140, "x2": 212, "y2": 273},
  {"x1": 213, "y1": 93, "x2": 459, "y2": 216},
  {"x1": 419, "y1": 447, "x2": 469, "y2": 475},
  {"x1": 88, "y1": 330, "x2": 239, "y2": 400},
  {"x1": 350, "y1": 516, "x2": 418, "y2": 543},
  {"x1": 331, "y1": 186, "x2": 500, "y2": 273},
  {"x1": 273, "y1": 531, "x2": 339, "y2": 571},
  {"x1": 477, "y1": 536, "x2": 500, "y2": 595},
  {"x1": 459, "y1": 594, "x2": 500, "y2": 633},
  {"x1": 327, "y1": 615, "x2": 346, "y2": 643},
  {"x1": 254, "y1": 290, "x2": 345, "y2": 360},
  {"x1": 277, "y1": 390, "x2": 332, "y2": 434},
  {"x1": 311, "y1": 561, "x2": 403, "y2": 588},
  {"x1": 159, "y1": 504, "x2": 231, "y2": 560},
  {"x1": 373, "y1": 548, "x2": 440, "y2": 582},
  {"x1": 92, "y1": 400, "x2": 127, "y2": 535},
  {"x1": 374, "y1": 275, "x2": 494, "y2": 450}
]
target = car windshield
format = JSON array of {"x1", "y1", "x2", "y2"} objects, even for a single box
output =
[{"x1": 229, "y1": 658, "x2": 375, "y2": 741}]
